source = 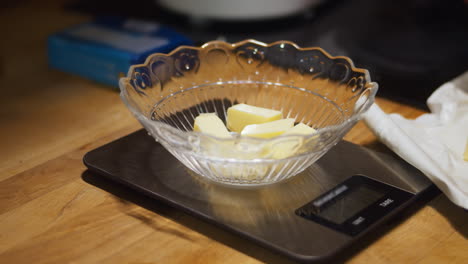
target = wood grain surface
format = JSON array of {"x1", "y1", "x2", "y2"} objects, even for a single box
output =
[{"x1": 0, "y1": 1, "x2": 467, "y2": 263}]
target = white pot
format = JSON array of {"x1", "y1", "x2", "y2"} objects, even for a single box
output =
[{"x1": 158, "y1": 0, "x2": 322, "y2": 20}]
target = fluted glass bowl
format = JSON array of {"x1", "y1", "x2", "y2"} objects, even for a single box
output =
[{"x1": 119, "y1": 40, "x2": 378, "y2": 186}]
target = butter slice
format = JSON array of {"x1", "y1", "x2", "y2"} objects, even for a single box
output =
[
  {"x1": 270, "y1": 123, "x2": 317, "y2": 159},
  {"x1": 283, "y1": 123, "x2": 317, "y2": 135},
  {"x1": 241, "y1": 118, "x2": 295, "y2": 139},
  {"x1": 227, "y1": 104, "x2": 282, "y2": 133},
  {"x1": 464, "y1": 138, "x2": 468, "y2": 161},
  {"x1": 193, "y1": 113, "x2": 232, "y2": 139}
]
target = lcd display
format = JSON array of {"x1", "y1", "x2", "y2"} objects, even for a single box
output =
[{"x1": 315, "y1": 184, "x2": 386, "y2": 224}]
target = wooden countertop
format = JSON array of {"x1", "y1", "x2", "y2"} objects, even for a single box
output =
[{"x1": 0, "y1": 1, "x2": 467, "y2": 263}]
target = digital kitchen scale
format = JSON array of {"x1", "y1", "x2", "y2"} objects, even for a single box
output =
[{"x1": 83, "y1": 129, "x2": 438, "y2": 263}]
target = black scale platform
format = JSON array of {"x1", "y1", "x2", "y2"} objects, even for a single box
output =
[{"x1": 83, "y1": 130, "x2": 438, "y2": 263}]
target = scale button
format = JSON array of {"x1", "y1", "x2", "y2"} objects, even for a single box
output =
[
  {"x1": 379, "y1": 198, "x2": 394, "y2": 207},
  {"x1": 351, "y1": 216, "x2": 365, "y2": 226}
]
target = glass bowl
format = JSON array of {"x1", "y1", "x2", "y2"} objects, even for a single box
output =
[{"x1": 119, "y1": 40, "x2": 378, "y2": 186}]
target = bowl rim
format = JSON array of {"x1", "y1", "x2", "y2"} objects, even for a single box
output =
[
  {"x1": 121, "y1": 39, "x2": 374, "y2": 80},
  {"x1": 119, "y1": 39, "x2": 378, "y2": 159}
]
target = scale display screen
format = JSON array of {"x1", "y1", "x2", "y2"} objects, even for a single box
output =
[
  {"x1": 296, "y1": 175, "x2": 414, "y2": 236},
  {"x1": 316, "y1": 184, "x2": 386, "y2": 224}
]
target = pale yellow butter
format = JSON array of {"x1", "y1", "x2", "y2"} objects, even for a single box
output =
[
  {"x1": 193, "y1": 113, "x2": 232, "y2": 139},
  {"x1": 227, "y1": 103, "x2": 282, "y2": 133},
  {"x1": 241, "y1": 118, "x2": 295, "y2": 139},
  {"x1": 283, "y1": 123, "x2": 317, "y2": 135},
  {"x1": 270, "y1": 123, "x2": 317, "y2": 159}
]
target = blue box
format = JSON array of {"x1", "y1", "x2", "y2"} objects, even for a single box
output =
[{"x1": 48, "y1": 17, "x2": 193, "y2": 88}]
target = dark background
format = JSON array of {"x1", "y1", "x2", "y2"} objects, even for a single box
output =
[{"x1": 68, "y1": 0, "x2": 468, "y2": 109}]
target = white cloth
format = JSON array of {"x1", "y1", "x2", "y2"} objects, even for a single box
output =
[{"x1": 364, "y1": 71, "x2": 468, "y2": 209}]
